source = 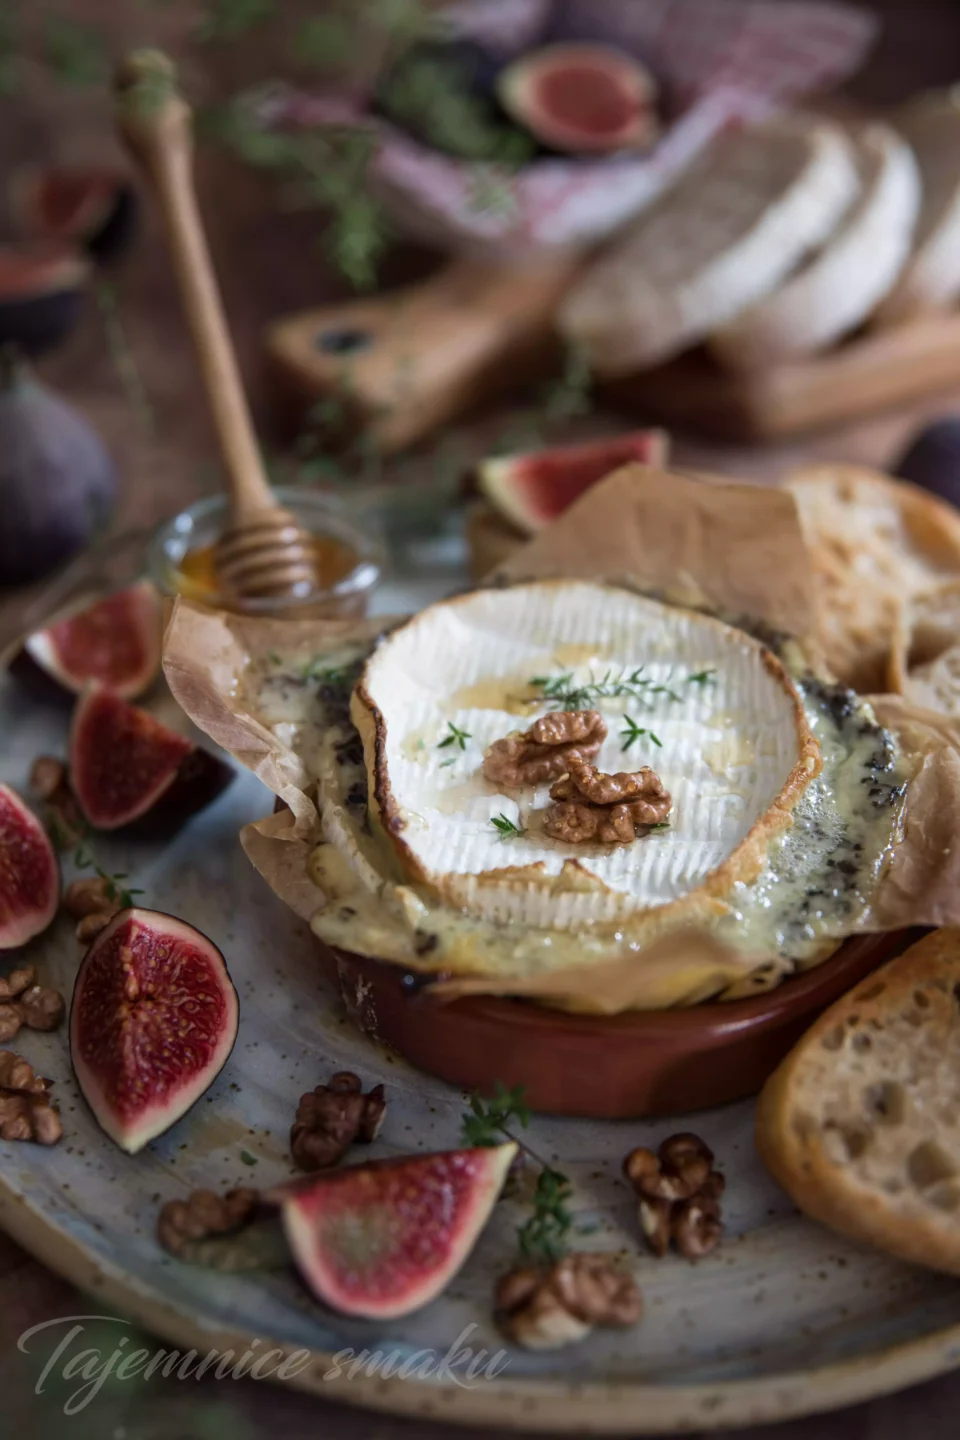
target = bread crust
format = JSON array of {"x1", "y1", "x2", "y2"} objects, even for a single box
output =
[
  {"x1": 756, "y1": 928, "x2": 960, "y2": 1276},
  {"x1": 786, "y1": 464, "x2": 960, "y2": 692}
]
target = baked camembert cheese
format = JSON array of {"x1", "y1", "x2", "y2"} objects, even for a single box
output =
[{"x1": 243, "y1": 581, "x2": 909, "y2": 1003}]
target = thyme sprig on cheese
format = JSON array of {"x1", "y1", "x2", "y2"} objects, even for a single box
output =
[
  {"x1": 620, "y1": 715, "x2": 663, "y2": 751},
  {"x1": 438, "y1": 721, "x2": 472, "y2": 751},
  {"x1": 491, "y1": 813, "x2": 525, "y2": 840},
  {"x1": 530, "y1": 665, "x2": 716, "y2": 712}
]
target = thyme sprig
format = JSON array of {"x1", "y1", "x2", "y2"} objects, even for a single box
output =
[
  {"x1": 461, "y1": 1082, "x2": 530, "y2": 1148},
  {"x1": 620, "y1": 715, "x2": 662, "y2": 752},
  {"x1": 438, "y1": 722, "x2": 471, "y2": 752},
  {"x1": 517, "y1": 1169, "x2": 574, "y2": 1264},
  {"x1": 72, "y1": 837, "x2": 143, "y2": 912},
  {"x1": 491, "y1": 814, "x2": 525, "y2": 840},
  {"x1": 531, "y1": 665, "x2": 719, "y2": 712},
  {"x1": 460, "y1": 1085, "x2": 573, "y2": 1263},
  {"x1": 529, "y1": 667, "x2": 682, "y2": 712}
]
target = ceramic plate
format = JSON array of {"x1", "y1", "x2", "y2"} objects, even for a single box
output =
[{"x1": 4, "y1": 667, "x2": 960, "y2": 1435}]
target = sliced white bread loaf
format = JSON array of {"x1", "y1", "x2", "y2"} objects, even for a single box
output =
[
  {"x1": 558, "y1": 116, "x2": 860, "y2": 376},
  {"x1": 756, "y1": 930, "x2": 960, "y2": 1276},
  {"x1": 875, "y1": 94, "x2": 960, "y2": 324},
  {"x1": 712, "y1": 124, "x2": 920, "y2": 370}
]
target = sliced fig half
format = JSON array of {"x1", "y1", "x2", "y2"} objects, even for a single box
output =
[
  {"x1": 281, "y1": 1142, "x2": 517, "y2": 1319},
  {"x1": 70, "y1": 908, "x2": 239, "y2": 1153},
  {"x1": 17, "y1": 582, "x2": 162, "y2": 702},
  {"x1": 0, "y1": 784, "x2": 59, "y2": 950},
  {"x1": 10, "y1": 166, "x2": 139, "y2": 263},
  {"x1": 497, "y1": 43, "x2": 659, "y2": 156},
  {"x1": 478, "y1": 428, "x2": 668, "y2": 535},
  {"x1": 69, "y1": 687, "x2": 234, "y2": 835},
  {"x1": 0, "y1": 241, "x2": 89, "y2": 355}
]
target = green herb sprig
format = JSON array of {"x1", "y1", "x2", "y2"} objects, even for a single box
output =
[
  {"x1": 72, "y1": 837, "x2": 143, "y2": 912},
  {"x1": 620, "y1": 715, "x2": 662, "y2": 752},
  {"x1": 517, "y1": 1169, "x2": 574, "y2": 1264},
  {"x1": 438, "y1": 721, "x2": 471, "y2": 752},
  {"x1": 461, "y1": 1086, "x2": 573, "y2": 1263},
  {"x1": 461, "y1": 1082, "x2": 530, "y2": 1148},
  {"x1": 529, "y1": 668, "x2": 682, "y2": 712},
  {"x1": 491, "y1": 813, "x2": 525, "y2": 840}
]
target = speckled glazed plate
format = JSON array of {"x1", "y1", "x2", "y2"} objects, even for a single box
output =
[{"x1": 4, "y1": 671, "x2": 960, "y2": 1435}]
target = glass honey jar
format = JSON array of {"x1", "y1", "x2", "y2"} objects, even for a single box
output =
[{"x1": 149, "y1": 490, "x2": 382, "y2": 618}]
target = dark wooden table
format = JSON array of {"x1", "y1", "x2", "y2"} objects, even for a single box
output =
[{"x1": 5, "y1": 2, "x2": 960, "y2": 1435}]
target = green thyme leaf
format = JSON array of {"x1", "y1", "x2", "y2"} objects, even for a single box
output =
[
  {"x1": 491, "y1": 813, "x2": 524, "y2": 840},
  {"x1": 460, "y1": 1082, "x2": 530, "y2": 1147},
  {"x1": 620, "y1": 715, "x2": 663, "y2": 752},
  {"x1": 517, "y1": 1168, "x2": 573, "y2": 1264},
  {"x1": 438, "y1": 721, "x2": 471, "y2": 752}
]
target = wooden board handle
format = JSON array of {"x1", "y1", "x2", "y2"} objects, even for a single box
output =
[{"x1": 115, "y1": 51, "x2": 275, "y2": 521}]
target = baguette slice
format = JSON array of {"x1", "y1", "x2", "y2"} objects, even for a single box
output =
[
  {"x1": 875, "y1": 94, "x2": 960, "y2": 324},
  {"x1": 558, "y1": 116, "x2": 860, "y2": 376},
  {"x1": 757, "y1": 930, "x2": 960, "y2": 1277},
  {"x1": 713, "y1": 125, "x2": 920, "y2": 370}
]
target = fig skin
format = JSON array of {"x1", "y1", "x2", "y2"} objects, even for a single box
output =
[
  {"x1": 0, "y1": 356, "x2": 115, "y2": 587},
  {"x1": 10, "y1": 583, "x2": 162, "y2": 705},
  {"x1": 0, "y1": 783, "x2": 59, "y2": 951},
  {"x1": 68, "y1": 687, "x2": 234, "y2": 839},
  {"x1": 70, "y1": 907, "x2": 239, "y2": 1154},
  {"x1": 280, "y1": 1142, "x2": 517, "y2": 1319},
  {"x1": 10, "y1": 167, "x2": 140, "y2": 265},
  {"x1": 0, "y1": 241, "x2": 89, "y2": 357},
  {"x1": 896, "y1": 418, "x2": 960, "y2": 510}
]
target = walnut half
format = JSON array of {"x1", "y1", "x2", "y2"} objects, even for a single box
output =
[
  {"x1": 623, "y1": 1133, "x2": 724, "y2": 1261},
  {"x1": 543, "y1": 761, "x2": 671, "y2": 844},
  {"x1": 482, "y1": 711, "x2": 606, "y2": 788},
  {"x1": 496, "y1": 1253, "x2": 642, "y2": 1350}
]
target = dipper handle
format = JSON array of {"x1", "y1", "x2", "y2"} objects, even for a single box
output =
[{"x1": 115, "y1": 52, "x2": 275, "y2": 524}]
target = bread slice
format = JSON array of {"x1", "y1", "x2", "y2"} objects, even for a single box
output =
[
  {"x1": 756, "y1": 929, "x2": 960, "y2": 1276},
  {"x1": 558, "y1": 116, "x2": 860, "y2": 376},
  {"x1": 875, "y1": 94, "x2": 960, "y2": 324},
  {"x1": 785, "y1": 463, "x2": 960, "y2": 692},
  {"x1": 889, "y1": 580, "x2": 960, "y2": 715},
  {"x1": 713, "y1": 124, "x2": 920, "y2": 369}
]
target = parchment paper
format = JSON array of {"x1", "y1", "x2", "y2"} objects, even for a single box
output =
[{"x1": 162, "y1": 465, "x2": 960, "y2": 1013}]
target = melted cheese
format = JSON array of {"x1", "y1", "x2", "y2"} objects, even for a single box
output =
[{"x1": 237, "y1": 591, "x2": 908, "y2": 1003}]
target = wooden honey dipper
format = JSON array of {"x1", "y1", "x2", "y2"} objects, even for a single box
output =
[{"x1": 115, "y1": 51, "x2": 319, "y2": 603}]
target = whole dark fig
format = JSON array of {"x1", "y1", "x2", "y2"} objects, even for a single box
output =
[
  {"x1": 895, "y1": 417, "x2": 960, "y2": 511},
  {"x1": 0, "y1": 355, "x2": 116, "y2": 587}
]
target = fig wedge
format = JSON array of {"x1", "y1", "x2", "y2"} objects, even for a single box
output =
[
  {"x1": 70, "y1": 908, "x2": 239, "y2": 1153},
  {"x1": 281, "y1": 1142, "x2": 517, "y2": 1319},
  {"x1": 16, "y1": 583, "x2": 162, "y2": 702},
  {"x1": 0, "y1": 784, "x2": 59, "y2": 949},
  {"x1": 69, "y1": 687, "x2": 233, "y2": 835}
]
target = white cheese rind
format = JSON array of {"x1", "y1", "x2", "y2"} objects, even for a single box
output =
[{"x1": 356, "y1": 583, "x2": 817, "y2": 931}]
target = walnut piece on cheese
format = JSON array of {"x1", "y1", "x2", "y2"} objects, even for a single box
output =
[
  {"x1": 543, "y1": 760, "x2": 672, "y2": 844},
  {"x1": 482, "y1": 709, "x2": 606, "y2": 788}
]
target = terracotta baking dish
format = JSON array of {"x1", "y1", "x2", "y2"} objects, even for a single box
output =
[{"x1": 318, "y1": 931, "x2": 918, "y2": 1119}]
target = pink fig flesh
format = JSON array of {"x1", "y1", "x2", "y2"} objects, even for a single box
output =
[
  {"x1": 68, "y1": 686, "x2": 232, "y2": 833},
  {"x1": 478, "y1": 429, "x2": 667, "y2": 536},
  {"x1": 0, "y1": 783, "x2": 59, "y2": 949},
  {"x1": 70, "y1": 908, "x2": 238, "y2": 1153},
  {"x1": 282, "y1": 1142, "x2": 517, "y2": 1319},
  {"x1": 23, "y1": 582, "x2": 161, "y2": 699}
]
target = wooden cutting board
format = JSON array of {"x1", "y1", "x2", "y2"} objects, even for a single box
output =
[{"x1": 603, "y1": 308, "x2": 960, "y2": 440}]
